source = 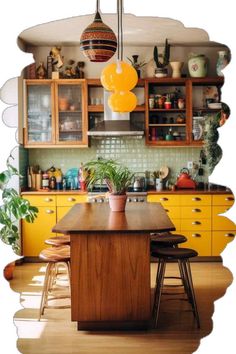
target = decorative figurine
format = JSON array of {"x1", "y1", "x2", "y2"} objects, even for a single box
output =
[
  {"x1": 50, "y1": 46, "x2": 64, "y2": 71},
  {"x1": 75, "y1": 61, "x2": 85, "y2": 78},
  {"x1": 36, "y1": 61, "x2": 47, "y2": 79}
]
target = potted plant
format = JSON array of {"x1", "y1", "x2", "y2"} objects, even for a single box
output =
[
  {"x1": 0, "y1": 156, "x2": 38, "y2": 280},
  {"x1": 84, "y1": 158, "x2": 134, "y2": 212},
  {"x1": 153, "y1": 38, "x2": 170, "y2": 77},
  {"x1": 127, "y1": 55, "x2": 146, "y2": 78}
]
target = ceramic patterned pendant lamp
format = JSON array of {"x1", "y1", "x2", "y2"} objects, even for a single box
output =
[
  {"x1": 101, "y1": 0, "x2": 138, "y2": 112},
  {"x1": 80, "y1": 0, "x2": 117, "y2": 62}
]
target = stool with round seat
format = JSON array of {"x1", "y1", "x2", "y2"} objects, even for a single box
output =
[
  {"x1": 152, "y1": 247, "x2": 200, "y2": 329},
  {"x1": 44, "y1": 234, "x2": 70, "y2": 247},
  {"x1": 39, "y1": 245, "x2": 71, "y2": 320},
  {"x1": 150, "y1": 232, "x2": 187, "y2": 249}
]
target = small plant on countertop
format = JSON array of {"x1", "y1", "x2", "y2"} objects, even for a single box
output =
[
  {"x1": 84, "y1": 158, "x2": 134, "y2": 195},
  {"x1": 0, "y1": 155, "x2": 38, "y2": 254},
  {"x1": 153, "y1": 39, "x2": 170, "y2": 69}
]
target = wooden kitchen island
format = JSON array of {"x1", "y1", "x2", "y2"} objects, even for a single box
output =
[{"x1": 52, "y1": 202, "x2": 175, "y2": 330}]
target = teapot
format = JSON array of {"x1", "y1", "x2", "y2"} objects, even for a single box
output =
[{"x1": 176, "y1": 168, "x2": 196, "y2": 189}]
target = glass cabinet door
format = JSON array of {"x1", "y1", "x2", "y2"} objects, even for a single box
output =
[
  {"x1": 56, "y1": 82, "x2": 87, "y2": 145},
  {"x1": 25, "y1": 82, "x2": 54, "y2": 145}
]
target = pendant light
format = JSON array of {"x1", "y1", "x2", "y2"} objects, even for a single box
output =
[
  {"x1": 80, "y1": 0, "x2": 117, "y2": 62},
  {"x1": 101, "y1": 0, "x2": 138, "y2": 112}
]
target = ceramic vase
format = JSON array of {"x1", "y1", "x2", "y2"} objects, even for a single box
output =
[
  {"x1": 216, "y1": 51, "x2": 230, "y2": 77},
  {"x1": 188, "y1": 54, "x2": 208, "y2": 78},
  {"x1": 170, "y1": 61, "x2": 184, "y2": 78}
]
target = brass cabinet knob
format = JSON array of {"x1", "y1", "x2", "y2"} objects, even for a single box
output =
[
  {"x1": 160, "y1": 198, "x2": 168, "y2": 201},
  {"x1": 192, "y1": 197, "x2": 201, "y2": 201},
  {"x1": 192, "y1": 233, "x2": 201, "y2": 238},
  {"x1": 225, "y1": 197, "x2": 234, "y2": 201},
  {"x1": 44, "y1": 197, "x2": 53, "y2": 202},
  {"x1": 192, "y1": 208, "x2": 201, "y2": 213},
  {"x1": 45, "y1": 209, "x2": 54, "y2": 214},
  {"x1": 164, "y1": 209, "x2": 169, "y2": 213},
  {"x1": 67, "y1": 197, "x2": 76, "y2": 202},
  {"x1": 224, "y1": 233, "x2": 235, "y2": 237},
  {"x1": 192, "y1": 221, "x2": 201, "y2": 225}
]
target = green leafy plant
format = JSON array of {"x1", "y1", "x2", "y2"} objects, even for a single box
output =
[
  {"x1": 84, "y1": 158, "x2": 134, "y2": 195},
  {"x1": 127, "y1": 55, "x2": 146, "y2": 69},
  {"x1": 0, "y1": 156, "x2": 38, "y2": 253}
]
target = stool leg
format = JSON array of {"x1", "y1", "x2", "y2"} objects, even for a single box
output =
[
  {"x1": 178, "y1": 260, "x2": 192, "y2": 303},
  {"x1": 39, "y1": 262, "x2": 53, "y2": 320},
  {"x1": 153, "y1": 259, "x2": 166, "y2": 328},
  {"x1": 184, "y1": 260, "x2": 200, "y2": 328}
]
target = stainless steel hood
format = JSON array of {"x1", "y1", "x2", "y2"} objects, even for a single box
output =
[{"x1": 87, "y1": 91, "x2": 144, "y2": 137}]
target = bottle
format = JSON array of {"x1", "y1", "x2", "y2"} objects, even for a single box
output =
[
  {"x1": 27, "y1": 166, "x2": 32, "y2": 189},
  {"x1": 49, "y1": 175, "x2": 56, "y2": 190},
  {"x1": 62, "y1": 176, "x2": 67, "y2": 190},
  {"x1": 42, "y1": 172, "x2": 49, "y2": 190}
]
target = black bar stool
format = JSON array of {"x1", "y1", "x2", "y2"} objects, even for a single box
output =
[
  {"x1": 152, "y1": 247, "x2": 200, "y2": 329},
  {"x1": 150, "y1": 232, "x2": 187, "y2": 249},
  {"x1": 39, "y1": 245, "x2": 71, "y2": 320}
]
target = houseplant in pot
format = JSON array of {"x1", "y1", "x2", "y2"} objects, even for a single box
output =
[
  {"x1": 0, "y1": 156, "x2": 38, "y2": 280},
  {"x1": 84, "y1": 158, "x2": 134, "y2": 212}
]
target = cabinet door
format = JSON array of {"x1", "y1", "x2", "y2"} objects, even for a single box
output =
[
  {"x1": 55, "y1": 80, "x2": 88, "y2": 146},
  {"x1": 212, "y1": 231, "x2": 235, "y2": 256},
  {"x1": 145, "y1": 79, "x2": 188, "y2": 146},
  {"x1": 22, "y1": 206, "x2": 56, "y2": 257},
  {"x1": 24, "y1": 80, "x2": 55, "y2": 146},
  {"x1": 179, "y1": 231, "x2": 211, "y2": 256}
]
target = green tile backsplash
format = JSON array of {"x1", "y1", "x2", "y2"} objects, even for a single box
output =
[{"x1": 28, "y1": 137, "x2": 207, "y2": 182}]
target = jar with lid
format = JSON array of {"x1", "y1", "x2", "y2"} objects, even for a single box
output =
[
  {"x1": 42, "y1": 172, "x2": 49, "y2": 189},
  {"x1": 216, "y1": 50, "x2": 230, "y2": 76},
  {"x1": 188, "y1": 54, "x2": 208, "y2": 78}
]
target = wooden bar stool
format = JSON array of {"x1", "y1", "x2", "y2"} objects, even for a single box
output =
[
  {"x1": 152, "y1": 247, "x2": 200, "y2": 329},
  {"x1": 150, "y1": 232, "x2": 187, "y2": 249},
  {"x1": 45, "y1": 235, "x2": 70, "y2": 246},
  {"x1": 39, "y1": 245, "x2": 71, "y2": 320}
]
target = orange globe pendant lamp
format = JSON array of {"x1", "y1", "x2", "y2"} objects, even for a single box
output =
[
  {"x1": 80, "y1": 1, "x2": 117, "y2": 62},
  {"x1": 100, "y1": 0, "x2": 138, "y2": 113},
  {"x1": 108, "y1": 91, "x2": 137, "y2": 112},
  {"x1": 101, "y1": 60, "x2": 138, "y2": 91}
]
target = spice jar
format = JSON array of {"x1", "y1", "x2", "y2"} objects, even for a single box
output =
[
  {"x1": 49, "y1": 175, "x2": 56, "y2": 190},
  {"x1": 42, "y1": 172, "x2": 49, "y2": 189}
]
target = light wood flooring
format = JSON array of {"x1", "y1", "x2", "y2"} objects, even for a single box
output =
[{"x1": 11, "y1": 261, "x2": 232, "y2": 354}]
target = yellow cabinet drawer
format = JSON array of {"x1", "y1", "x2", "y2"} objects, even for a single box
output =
[
  {"x1": 212, "y1": 209, "x2": 236, "y2": 230},
  {"x1": 181, "y1": 218, "x2": 211, "y2": 231},
  {"x1": 56, "y1": 194, "x2": 88, "y2": 206},
  {"x1": 179, "y1": 231, "x2": 211, "y2": 256},
  {"x1": 23, "y1": 195, "x2": 56, "y2": 206},
  {"x1": 147, "y1": 194, "x2": 180, "y2": 206},
  {"x1": 163, "y1": 206, "x2": 181, "y2": 219},
  {"x1": 181, "y1": 206, "x2": 211, "y2": 219},
  {"x1": 180, "y1": 194, "x2": 211, "y2": 206},
  {"x1": 212, "y1": 194, "x2": 235, "y2": 206},
  {"x1": 212, "y1": 231, "x2": 235, "y2": 256}
]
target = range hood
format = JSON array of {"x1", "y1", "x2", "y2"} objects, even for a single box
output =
[{"x1": 87, "y1": 91, "x2": 144, "y2": 137}]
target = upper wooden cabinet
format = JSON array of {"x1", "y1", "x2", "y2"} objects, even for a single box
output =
[
  {"x1": 145, "y1": 77, "x2": 224, "y2": 147},
  {"x1": 24, "y1": 79, "x2": 88, "y2": 148}
]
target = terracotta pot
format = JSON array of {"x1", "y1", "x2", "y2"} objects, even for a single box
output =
[
  {"x1": 108, "y1": 194, "x2": 127, "y2": 212},
  {"x1": 3, "y1": 261, "x2": 15, "y2": 281}
]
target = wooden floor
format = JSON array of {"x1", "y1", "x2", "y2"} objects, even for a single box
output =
[{"x1": 11, "y1": 261, "x2": 232, "y2": 354}]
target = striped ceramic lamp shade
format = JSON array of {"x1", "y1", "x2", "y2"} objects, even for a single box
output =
[{"x1": 80, "y1": 12, "x2": 117, "y2": 62}]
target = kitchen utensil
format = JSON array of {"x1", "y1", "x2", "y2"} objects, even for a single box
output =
[
  {"x1": 159, "y1": 166, "x2": 169, "y2": 179},
  {"x1": 176, "y1": 168, "x2": 197, "y2": 189}
]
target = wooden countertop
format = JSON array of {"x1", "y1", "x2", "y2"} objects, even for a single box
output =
[{"x1": 52, "y1": 202, "x2": 175, "y2": 234}]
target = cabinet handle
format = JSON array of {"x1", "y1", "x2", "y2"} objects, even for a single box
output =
[
  {"x1": 67, "y1": 197, "x2": 76, "y2": 202},
  {"x1": 192, "y1": 221, "x2": 201, "y2": 225},
  {"x1": 225, "y1": 197, "x2": 234, "y2": 201},
  {"x1": 160, "y1": 198, "x2": 168, "y2": 201},
  {"x1": 45, "y1": 209, "x2": 54, "y2": 214},
  {"x1": 164, "y1": 209, "x2": 169, "y2": 213},
  {"x1": 192, "y1": 233, "x2": 201, "y2": 238},
  {"x1": 224, "y1": 233, "x2": 235, "y2": 238},
  {"x1": 44, "y1": 197, "x2": 53, "y2": 202},
  {"x1": 192, "y1": 197, "x2": 201, "y2": 201},
  {"x1": 192, "y1": 208, "x2": 201, "y2": 213}
]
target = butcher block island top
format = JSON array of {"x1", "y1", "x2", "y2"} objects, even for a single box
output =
[
  {"x1": 52, "y1": 203, "x2": 175, "y2": 331},
  {"x1": 52, "y1": 202, "x2": 175, "y2": 234}
]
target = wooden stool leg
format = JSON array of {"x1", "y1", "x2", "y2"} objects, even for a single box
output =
[
  {"x1": 39, "y1": 262, "x2": 53, "y2": 320},
  {"x1": 184, "y1": 260, "x2": 200, "y2": 328},
  {"x1": 153, "y1": 259, "x2": 166, "y2": 328}
]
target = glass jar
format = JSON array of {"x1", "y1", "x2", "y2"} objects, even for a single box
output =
[
  {"x1": 188, "y1": 54, "x2": 208, "y2": 78},
  {"x1": 216, "y1": 51, "x2": 230, "y2": 77}
]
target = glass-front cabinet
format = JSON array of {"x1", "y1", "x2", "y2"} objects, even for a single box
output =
[{"x1": 24, "y1": 79, "x2": 88, "y2": 147}]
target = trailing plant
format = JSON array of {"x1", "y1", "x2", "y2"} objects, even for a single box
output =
[
  {"x1": 153, "y1": 39, "x2": 170, "y2": 69},
  {"x1": 84, "y1": 158, "x2": 134, "y2": 195},
  {"x1": 0, "y1": 155, "x2": 38, "y2": 254}
]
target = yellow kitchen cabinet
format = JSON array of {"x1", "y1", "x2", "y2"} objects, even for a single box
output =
[
  {"x1": 22, "y1": 206, "x2": 56, "y2": 257},
  {"x1": 147, "y1": 194, "x2": 180, "y2": 206},
  {"x1": 180, "y1": 195, "x2": 211, "y2": 206},
  {"x1": 181, "y1": 206, "x2": 211, "y2": 219},
  {"x1": 56, "y1": 194, "x2": 88, "y2": 206},
  {"x1": 212, "y1": 194, "x2": 236, "y2": 256}
]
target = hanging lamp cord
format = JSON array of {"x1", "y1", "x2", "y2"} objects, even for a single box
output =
[
  {"x1": 96, "y1": 0, "x2": 99, "y2": 12},
  {"x1": 117, "y1": 0, "x2": 124, "y2": 61}
]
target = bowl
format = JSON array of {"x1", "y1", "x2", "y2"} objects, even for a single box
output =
[{"x1": 207, "y1": 102, "x2": 222, "y2": 109}]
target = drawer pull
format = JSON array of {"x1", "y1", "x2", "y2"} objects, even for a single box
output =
[
  {"x1": 192, "y1": 233, "x2": 201, "y2": 238},
  {"x1": 67, "y1": 197, "x2": 76, "y2": 202},
  {"x1": 44, "y1": 197, "x2": 53, "y2": 202},
  {"x1": 192, "y1": 208, "x2": 201, "y2": 213},
  {"x1": 160, "y1": 197, "x2": 168, "y2": 201},
  {"x1": 224, "y1": 233, "x2": 235, "y2": 238},
  {"x1": 225, "y1": 197, "x2": 234, "y2": 201},
  {"x1": 45, "y1": 209, "x2": 54, "y2": 214},
  {"x1": 164, "y1": 209, "x2": 169, "y2": 213},
  {"x1": 192, "y1": 197, "x2": 201, "y2": 201},
  {"x1": 192, "y1": 221, "x2": 201, "y2": 225}
]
